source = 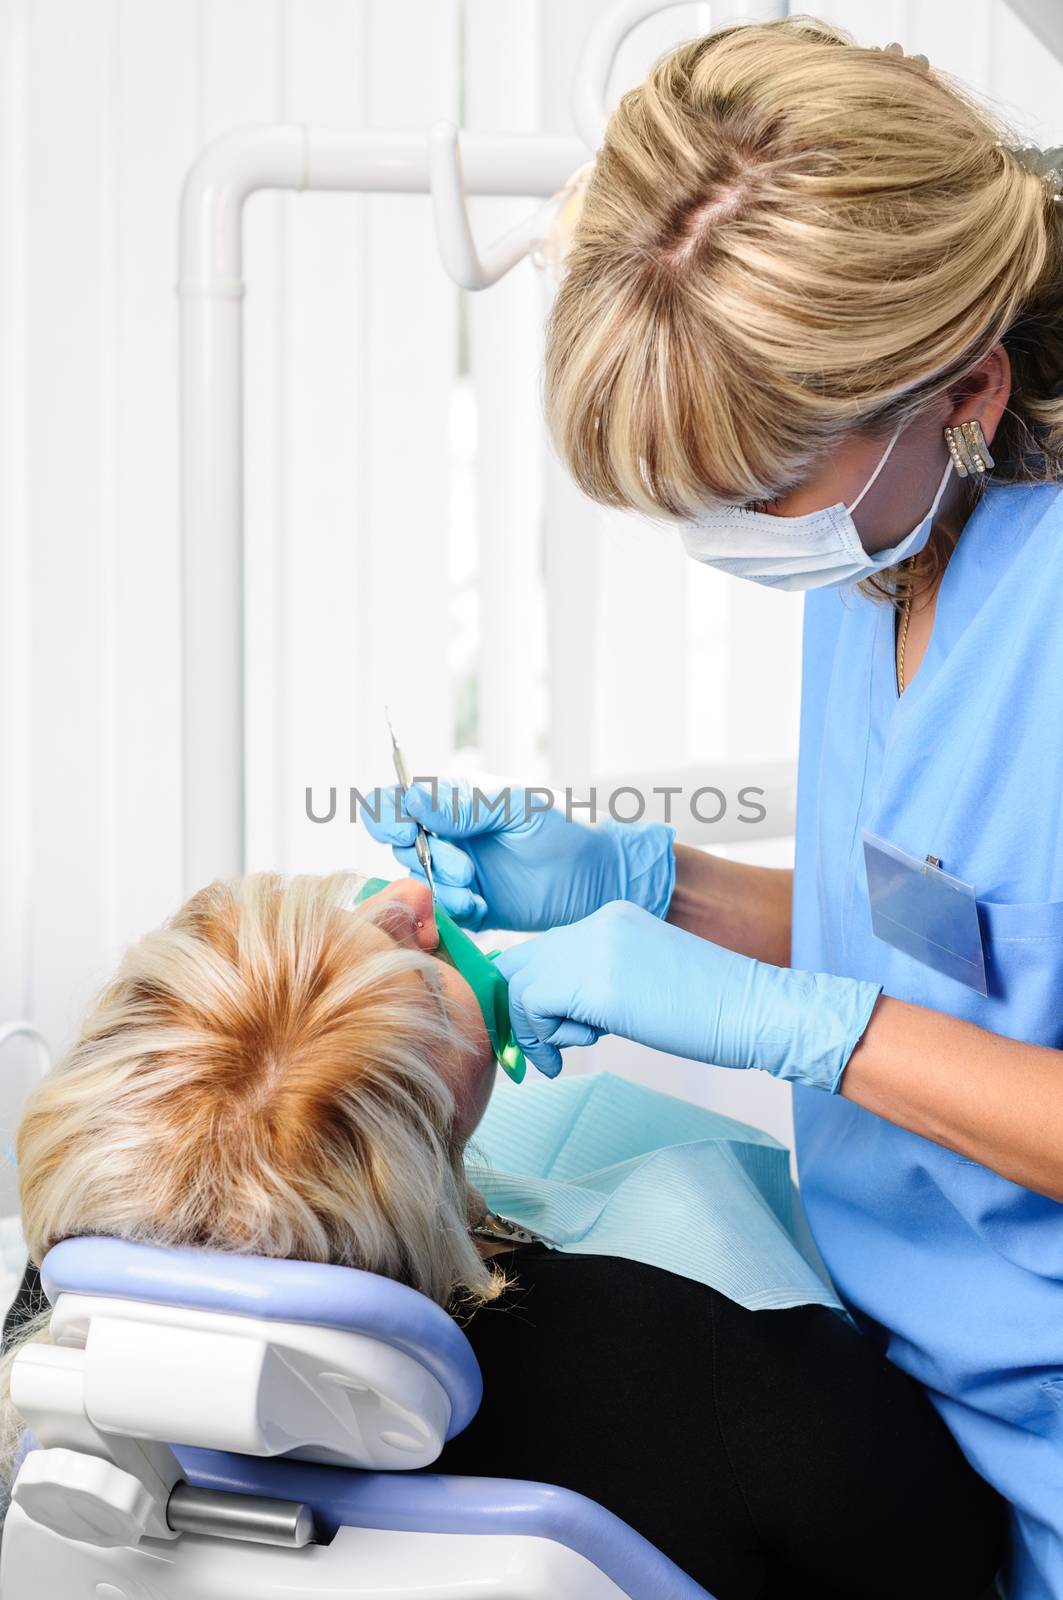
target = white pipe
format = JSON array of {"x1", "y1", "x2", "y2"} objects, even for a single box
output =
[
  {"x1": 178, "y1": 126, "x2": 585, "y2": 894},
  {"x1": 571, "y1": 0, "x2": 789, "y2": 149}
]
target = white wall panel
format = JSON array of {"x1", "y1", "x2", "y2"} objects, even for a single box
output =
[
  {"x1": 465, "y1": 0, "x2": 549, "y2": 781},
  {"x1": 901, "y1": 0, "x2": 994, "y2": 81},
  {"x1": 25, "y1": 0, "x2": 119, "y2": 1049},
  {"x1": 110, "y1": 0, "x2": 200, "y2": 960},
  {"x1": 351, "y1": 0, "x2": 460, "y2": 863},
  {"x1": 265, "y1": 0, "x2": 367, "y2": 875},
  {"x1": 0, "y1": 0, "x2": 38, "y2": 1209},
  {"x1": 0, "y1": 0, "x2": 30, "y2": 1037},
  {"x1": 987, "y1": 5, "x2": 1063, "y2": 138},
  {"x1": 537, "y1": 0, "x2": 611, "y2": 790}
]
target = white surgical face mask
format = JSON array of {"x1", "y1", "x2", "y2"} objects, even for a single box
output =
[{"x1": 680, "y1": 421, "x2": 954, "y2": 592}]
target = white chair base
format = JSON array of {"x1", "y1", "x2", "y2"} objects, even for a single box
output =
[{"x1": 1, "y1": 1510, "x2": 632, "y2": 1600}]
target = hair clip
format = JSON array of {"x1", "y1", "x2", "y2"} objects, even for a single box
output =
[
  {"x1": 872, "y1": 41, "x2": 930, "y2": 70},
  {"x1": 1000, "y1": 142, "x2": 1063, "y2": 203}
]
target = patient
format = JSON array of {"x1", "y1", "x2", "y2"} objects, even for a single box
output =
[{"x1": 3, "y1": 872, "x2": 1004, "y2": 1599}]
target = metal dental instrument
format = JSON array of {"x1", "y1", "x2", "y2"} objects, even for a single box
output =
[{"x1": 385, "y1": 708, "x2": 436, "y2": 904}]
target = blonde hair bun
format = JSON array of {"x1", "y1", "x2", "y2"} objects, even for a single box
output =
[{"x1": 545, "y1": 16, "x2": 1063, "y2": 525}]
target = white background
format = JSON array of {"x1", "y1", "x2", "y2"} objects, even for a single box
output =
[{"x1": 1, "y1": 0, "x2": 1061, "y2": 1213}]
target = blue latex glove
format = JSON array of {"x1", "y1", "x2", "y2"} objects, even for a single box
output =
[
  {"x1": 496, "y1": 901, "x2": 882, "y2": 1086},
  {"x1": 359, "y1": 778, "x2": 675, "y2": 933}
]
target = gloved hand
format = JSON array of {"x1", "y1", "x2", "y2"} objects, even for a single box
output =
[
  {"x1": 496, "y1": 900, "x2": 882, "y2": 1085},
  {"x1": 359, "y1": 778, "x2": 676, "y2": 933}
]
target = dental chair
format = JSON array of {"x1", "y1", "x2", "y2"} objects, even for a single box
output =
[{"x1": 1, "y1": 1237, "x2": 714, "y2": 1598}]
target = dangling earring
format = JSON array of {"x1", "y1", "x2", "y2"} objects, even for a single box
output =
[{"x1": 943, "y1": 419, "x2": 995, "y2": 477}]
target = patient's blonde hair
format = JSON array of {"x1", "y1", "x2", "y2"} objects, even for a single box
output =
[
  {"x1": 0, "y1": 872, "x2": 504, "y2": 1484},
  {"x1": 16, "y1": 872, "x2": 497, "y2": 1308},
  {"x1": 545, "y1": 17, "x2": 1063, "y2": 595}
]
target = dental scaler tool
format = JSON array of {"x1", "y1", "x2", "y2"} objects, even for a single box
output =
[{"x1": 385, "y1": 708, "x2": 436, "y2": 905}]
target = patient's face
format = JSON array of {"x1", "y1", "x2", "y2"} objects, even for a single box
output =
[{"x1": 366, "y1": 879, "x2": 496, "y2": 1142}]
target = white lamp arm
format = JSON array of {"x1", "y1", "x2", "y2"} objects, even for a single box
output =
[{"x1": 428, "y1": 122, "x2": 564, "y2": 291}]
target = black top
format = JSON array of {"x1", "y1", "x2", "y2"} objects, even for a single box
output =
[
  {"x1": 436, "y1": 1245, "x2": 1004, "y2": 1600},
  {"x1": 5, "y1": 1249, "x2": 1004, "y2": 1598}
]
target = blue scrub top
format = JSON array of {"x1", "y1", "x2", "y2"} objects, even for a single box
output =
[{"x1": 792, "y1": 481, "x2": 1063, "y2": 1600}]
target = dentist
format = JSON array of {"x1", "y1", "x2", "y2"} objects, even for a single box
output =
[{"x1": 368, "y1": 22, "x2": 1063, "y2": 1598}]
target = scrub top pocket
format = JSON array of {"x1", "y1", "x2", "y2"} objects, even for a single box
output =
[{"x1": 978, "y1": 897, "x2": 1063, "y2": 1047}]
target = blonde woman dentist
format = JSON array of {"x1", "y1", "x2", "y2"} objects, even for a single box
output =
[{"x1": 367, "y1": 21, "x2": 1063, "y2": 1597}]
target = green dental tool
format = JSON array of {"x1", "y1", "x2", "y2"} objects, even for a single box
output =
[{"x1": 355, "y1": 876, "x2": 527, "y2": 1083}]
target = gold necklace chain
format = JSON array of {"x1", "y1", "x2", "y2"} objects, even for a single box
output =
[{"x1": 896, "y1": 588, "x2": 913, "y2": 695}]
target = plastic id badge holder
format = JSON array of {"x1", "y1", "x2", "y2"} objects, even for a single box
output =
[{"x1": 861, "y1": 829, "x2": 987, "y2": 996}]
